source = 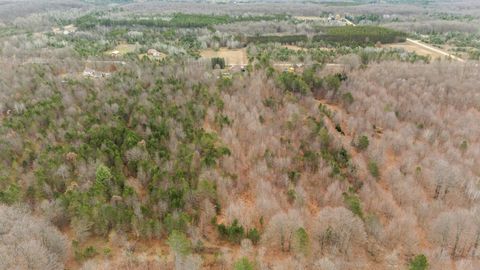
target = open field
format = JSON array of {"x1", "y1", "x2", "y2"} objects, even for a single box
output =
[
  {"x1": 294, "y1": 16, "x2": 324, "y2": 21},
  {"x1": 138, "y1": 53, "x2": 166, "y2": 61},
  {"x1": 107, "y1": 43, "x2": 137, "y2": 56},
  {"x1": 406, "y1": 38, "x2": 465, "y2": 62},
  {"x1": 284, "y1": 44, "x2": 305, "y2": 51},
  {"x1": 200, "y1": 47, "x2": 248, "y2": 66},
  {"x1": 385, "y1": 42, "x2": 445, "y2": 59},
  {"x1": 385, "y1": 39, "x2": 465, "y2": 62},
  {"x1": 52, "y1": 24, "x2": 77, "y2": 35}
]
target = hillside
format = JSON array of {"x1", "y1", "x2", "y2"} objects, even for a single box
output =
[
  {"x1": 1, "y1": 1, "x2": 480, "y2": 269},
  {"x1": 1, "y1": 58, "x2": 479, "y2": 269}
]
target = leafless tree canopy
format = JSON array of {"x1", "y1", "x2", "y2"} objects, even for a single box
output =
[
  {"x1": 0, "y1": 0, "x2": 480, "y2": 269},
  {"x1": 0, "y1": 205, "x2": 68, "y2": 270}
]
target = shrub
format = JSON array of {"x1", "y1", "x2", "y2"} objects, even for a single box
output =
[
  {"x1": 460, "y1": 140, "x2": 468, "y2": 152},
  {"x1": 409, "y1": 254, "x2": 428, "y2": 270},
  {"x1": 342, "y1": 92, "x2": 354, "y2": 104},
  {"x1": 246, "y1": 228, "x2": 260, "y2": 245},
  {"x1": 287, "y1": 189, "x2": 296, "y2": 203},
  {"x1": 217, "y1": 219, "x2": 245, "y2": 244},
  {"x1": 198, "y1": 132, "x2": 231, "y2": 167},
  {"x1": 335, "y1": 123, "x2": 344, "y2": 135},
  {"x1": 167, "y1": 230, "x2": 191, "y2": 256},
  {"x1": 324, "y1": 74, "x2": 341, "y2": 92},
  {"x1": 234, "y1": 257, "x2": 255, "y2": 270},
  {"x1": 293, "y1": 227, "x2": 309, "y2": 256},
  {"x1": 277, "y1": 72, "x2": 310, "y2": 94},
  {"x1": 0, "y1": 184, "x2": 21, "y2": 204},
  {"x1": 368, "y1": 161, "x2": 379, "y2": 179},
  {"x1": 217, "y1": 219, "x2": 260, "y2": 244},
  {"x1": 343, "y1": 192, "x2": 364, "y2": 219},
  {"x1": 93, "y1": 165, "x2": 113, "y2": 198},
  {"x1": 318, "y1": 104, "x2": 332, "y2": 118},
  {"x1": 164, "y1": 212, "x2": 190, "y2": 233},
  {"x1": 355, "y1": 135, "x2": 369, "y2": 151},
  {"x1": 74, "y1": 245, "x2": 98, "y2": 261},
  {"x1": 287, "y1": 171, "x2": 300, "y2": 184},
  {"x1": 211, "y1": 57, "x2": 226, "y2": 69}
]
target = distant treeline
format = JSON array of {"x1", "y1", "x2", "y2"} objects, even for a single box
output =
[
  {"x1": 246, "y1": 35, "x2": 308, "y2": 44},
  {"x1": 245, "y1": 26, "x2": 405, "y2": 46},
  {"x1": 81, "y1": 0, "x2": 132, "y2": 4},
  {"x1": 313, "y1": 26, "x2": 406, "y2": 46},
  {"x1": 76, "y1": 13, "x2": 289, "y2": 30}
]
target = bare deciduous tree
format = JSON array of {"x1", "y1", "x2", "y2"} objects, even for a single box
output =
[
  {"x1": 0, "y1": 204, "x2": 68, "y2": 270},
  {"x1": 312, "y1": 207, "x2": 366, "y2": 256},
  {"x1": 263, "y1": 209, "x2": 304, "y2": 252}
]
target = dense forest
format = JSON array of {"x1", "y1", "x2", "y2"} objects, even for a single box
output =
[{"x1": 0, "y1": 0, "x2": 480, "y2": 269}]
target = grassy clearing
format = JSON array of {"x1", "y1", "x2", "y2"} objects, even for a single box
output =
[
  {"x1": 384, "y1": 42, "x2": 443, "y2": 59},
  {"x1": 200, "y1": 48, "x2": 248, "y2": 66},
  {"x1": 138, "y1": 53, "x2": 167, "y2": 61},
  {"x1": 106, "y1": 43, "x2": 137, "y2": 56},
  {"x1": 284, "y1": 45, "x2": 306, "y2": 51},
  {"x1": 294, "y1": 16, "x2": 325, "y2": 21}
]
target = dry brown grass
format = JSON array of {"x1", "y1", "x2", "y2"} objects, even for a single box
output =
[
  {"x1": 293, "y1": 16, "x2": 324, "y2": 21},
  {"x1": 200, "y1": 48, "x2": 248, "y2": 66},
  {"x1": 107, "y1": 43, "x2": 137, "y2": 56},
  {"x1": 283, "y1": 45, "x2": 305, "y2": 51},
  {"x1": 384, "y1": 42, "x2": 444, "y2": 58}
]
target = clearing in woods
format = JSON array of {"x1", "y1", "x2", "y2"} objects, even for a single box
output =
[
  {"x1": 200, "y1": 48, "x2": 248, "y2": 66},
  {"x1": 283, "y1": 45, "x2": 305, "y2": 51},
  {"x1": 385, "y1": 42, "x2": 444, "y2": 59},
  {"x1": 294, "y1": 16, "x2": 324, "y2": 21},
  {"x1": 385, "y1": 39, "x2": 465, "y2": 62},
  {"x1": 385, "y1": 42, "x2": 442, "y2": 58},
  {"x1": 107, "y1": 43, "x2": 137, "y2": 56}
]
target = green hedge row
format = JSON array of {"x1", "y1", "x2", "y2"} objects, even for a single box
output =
[
  {"x1": 76, "y1": 13, "x2": 289, "y2": 30},
  {"x1": 246, "y1": 35, "x2": 308, "y2": 44},
  {"x1": 313, "y1": 26, "x2": 406, "y2": 46}
]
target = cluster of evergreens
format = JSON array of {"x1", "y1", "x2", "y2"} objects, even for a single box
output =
[
  {"x1": 76, "y1": 13, "x2": 289, "y2": 30},
  {"x1": 246, "y1": 35, "x2": 308, "y2": 44},
  {"x1": 313, "y1": 26, "x2": 406, "y2": 46},
  {"x1": 211, "y1": 57, "x2": 226, "y2": 69},
  {"x1": 0, "y1": 62, "x2": 230, "y2": 239},
  {"x1": 217, "y1": 219, "x2": 260, "y2": 244}
]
